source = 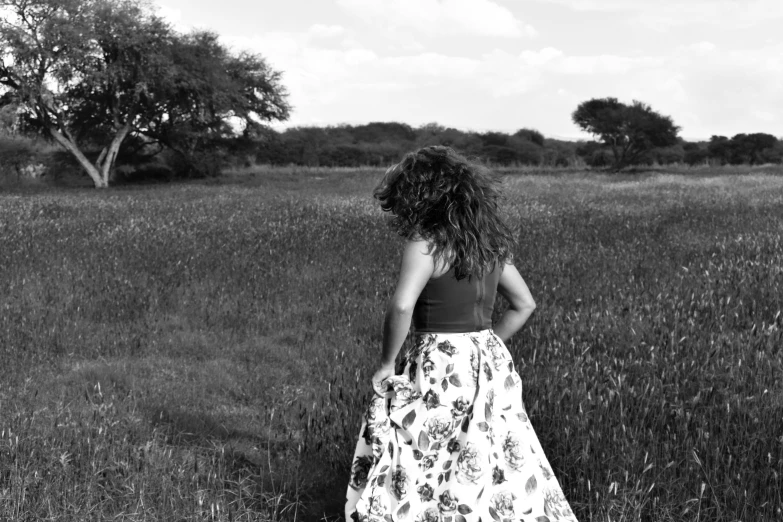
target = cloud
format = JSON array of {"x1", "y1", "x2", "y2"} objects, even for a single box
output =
[
  {"x1": 754, "y1": 110, "x2": 776, "y2": 122},
  {"x1": 641, "y1": 43, "x2": 783, "y2": 136},
  {"x1": 519, "y1": 47, "x2": 562, "y2": 66},
  {"x1": 308, "y1": 24, "x2": 345, "y2": 38},
  {"x1": 336, "y1": 0, "x2": 532, "y2": 38},
  {"x1": 516, "y1": 48, "x2": 660, "y2": 76},
  {"x1": 688, "y1": 41, "x2": 716, "y2": 53},
  {"x1": 383, "y1": 53, "x2": 479, "y2": 78},
  {"x1": 522, "y1": 24, "x2": 539, "y2": 38},
  {"x1": 535, "y1": 0, "x2": 783, "y2": 28}
]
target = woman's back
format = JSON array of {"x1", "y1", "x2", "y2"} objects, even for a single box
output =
[{"x1": 413, "y1": 266, "x2": 500, "y2": 333}]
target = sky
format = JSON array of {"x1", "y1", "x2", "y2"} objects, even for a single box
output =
[{"x1": 155, "y1": 0, "x2": 783, "y2": 141}]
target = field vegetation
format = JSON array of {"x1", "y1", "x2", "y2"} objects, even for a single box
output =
[{"x1": 0, "y1": 167, "x2": 782, "y2": 521}]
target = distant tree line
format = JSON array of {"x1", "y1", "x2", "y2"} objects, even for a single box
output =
[
  {"x1": 574, "y1": 133, "x2": 783, "y2": 169},
  {"x1": 250, "y1": 121, "x2": 783, "y2": 170},
  {"x1": 252, "y1": 122, "x2": 578, "y2": 168},
  {"x1": 243, "y1": 98, "x2": 782, "y2": 170},
  {"x1": 5, "y1": 118, "x2": 781, "y2": 184}
]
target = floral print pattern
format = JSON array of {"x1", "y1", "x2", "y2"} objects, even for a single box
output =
[
  {"x1": 503, "y1": 433, "x2": 526, "y2": 472},
  {"x1": 437, "y1": 490, "x2": 459, "y2": 514},
  {"x1": 346, "y1": 330, "x2": 578, "y2": 522},
  {"x1": 349, "y1": 455, "x2": 374, "y2": 490},
  {"x1": 417, "y1": 507, "x2": 439, "y2": 522},
  {"x1": 390, "y1": 466, "x2": 410, "y2": 500},
  {"x1": 456, "y1": 442, "x2": 486, "y2": 485},
  {"x1": 491, "y1": 490, "x2": 517, "y2": 519},
  {"x1": 417, "y1": 483, "x2": 434, "y2": 502}
]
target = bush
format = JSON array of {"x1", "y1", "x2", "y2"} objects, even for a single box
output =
[
  {"x1": 684, "y1": 148, "x2": 709, "y2": 166},
  {"x1": 588, "y1": 149, "x2": 614, "y2": 167},
  {"x1": 0, "y1": 136, "x2": 35, "y2": 178},
  {"x1": 652, "y1": 144, "x2": 685, "y2": 165},
  {"x1": 514, "y1": 128, "x2": 545, "y2": 147},
  {"x1": 112, "y1": 162, "x2": 175, "y2": 184},
  {"x1": 41, "y1": 148, "x2": 92, "y2": 180},
  {"x1": 760, "y1": 141, "x2": 783, "y2": 164}
]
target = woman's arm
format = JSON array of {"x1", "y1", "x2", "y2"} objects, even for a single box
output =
[
  {"x1": 493, "y1": 262, "x2": 537, "y2": 342},
  {"x1": 371, "y1": 239, "x2": 434, "y2": 393}
]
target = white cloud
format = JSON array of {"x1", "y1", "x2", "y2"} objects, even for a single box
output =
[
  {"x1": 517, "y1": 48, "x2": 659, "y2": 76},
  {"x1": 635, "y1": 69, "x2": 688, "y2": 103},
  {"x1": 308, "y1": 24, "x2": 345, "y2": 38},
  {"x1": 383, "y1": 53, "x2": 479, "y2": 78},
  {"x1": 344, "y1": 48, "x2": 378, "y2": 65},
  {"x1": 754, "y1": 110, "x2": 776, "y2": 122},
  {"x1": 562, "y1": 54, "x2": 655, "y2": 75},
  {"x1": 343, "y1": 81, "x2": 418, "y2": 93},
  {"x1": 520, "y1": 47, "x2": 562, "y2": 66},
  {"x1": 337, "y1": 0, "x2": 532, "y2": 38},
  {"x1": 476, "y1": 49, "x2": 543, "y2": 96},
  {"x1": 688, "y1": 41, "x2": 716, "y2": 53},
  {"x1": 646, "y1": 43, "x2": 783, "y2": 136},
  {"x1": 523, "y1": 24, "x2": 539, "y2": 38},
  {"x1": 536, "y1": 0, "x2": 783, "y2": 28},
  {"x1": 466, "y1": 48, "x2": 665, "y2": 98}
]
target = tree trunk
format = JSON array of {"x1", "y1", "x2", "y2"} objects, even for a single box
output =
[
  {"x1": 609, "y1": 136, "x2": 621, "y2": 170},
  {"x1": 48, "y1": 127, "x2": 107, "y2": 187},
  {"x1": 97, "y1": 124, "x2": 131, "y2": 185},
  {"x1": 48, "y1": 124, "x2": 131, "y2": 188}
]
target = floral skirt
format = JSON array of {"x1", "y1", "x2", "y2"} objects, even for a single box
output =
[{"x1": 345, "y1": 330, "x2": 578, "y2": 522}]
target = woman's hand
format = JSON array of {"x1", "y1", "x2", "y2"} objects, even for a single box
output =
[{"x1": 371, "y1": 364, "x2": 396, "y2": 397}]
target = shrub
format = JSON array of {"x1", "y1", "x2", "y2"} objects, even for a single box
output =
[
  {"x1": 0, "y1": 136, "x2": 35, "y2": 178},
  {"x1": 684, "y1": 148, "x2": 709, "y2": 166},
  {"x1": 513, "y1": 127, "x2": 545, "y2": 147},
  {"x1": 589, "y1": 148, "x2": 614, "y2": 167}
]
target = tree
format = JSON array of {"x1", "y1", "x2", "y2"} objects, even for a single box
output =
[
  {"x1": 707, "y1": 135, "x2": 732, "y2": 165},
  {"x1": 351, "y1": 122, "x2": 416, "y2": 144},
  {"x1": 0, "y1": 0, "x2": 290, "y2": 187},
  {"x1": 507, "y1": 135, "x2": 543, "y2": 165},
  {"x1": 707, "y1": 133, "x2": 778, "y2": 165},
  {"x1": 572, "y1": 97, "x2": 679, "y2": 170},
  {"x1": 730, "y1": 133, "x2": 777, "y2": 165},
  {"x1": 0, "y1": 0, "x2": 172, "y2": 187},
  {"x1": 513, "y1": 128, "x2": 545, "y2": 147},
  {"x1": 683, "y1": 143, "x2": 709, "y2": 166},
  {"x1": 134, "y1": 30, "x2": 290, "y2": 175},
  {"x1": 480, "y1": 131, "x2": 509, "y2": 148}
]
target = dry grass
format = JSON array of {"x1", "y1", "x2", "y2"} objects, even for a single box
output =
[{"x1": 0, "y1": 167, "x2": 782, "y2": 521}]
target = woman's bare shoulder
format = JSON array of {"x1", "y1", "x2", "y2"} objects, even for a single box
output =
[{"x1": 402, "y1": 237, "x2": 452, "y2": 278}]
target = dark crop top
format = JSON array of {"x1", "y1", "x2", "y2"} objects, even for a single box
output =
[{"x1": 412, "y1": 266, "x2": 501, "y2": 333}]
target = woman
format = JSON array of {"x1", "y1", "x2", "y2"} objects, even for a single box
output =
[{"x1": 346, "y1": 146, "x2": 578, "y2": 522}]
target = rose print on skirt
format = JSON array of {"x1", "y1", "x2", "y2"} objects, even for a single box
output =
[{"x1": 346, "y1": 330, "x2": 578, "y2": 522}]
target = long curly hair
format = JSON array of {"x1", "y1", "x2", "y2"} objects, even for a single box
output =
[{"x1": 374, "y1": 146, "x2": 515, "y2": 280}]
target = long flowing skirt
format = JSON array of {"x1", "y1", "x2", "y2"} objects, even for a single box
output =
[{"x1": 345, "y1": 330, "x2": 578, "y2": 522}]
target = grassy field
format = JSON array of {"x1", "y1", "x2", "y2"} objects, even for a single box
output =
[{"x1": 0, "y1": 167, "x2": 782, "y2": 521}]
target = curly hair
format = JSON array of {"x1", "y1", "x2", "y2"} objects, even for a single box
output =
[{"x1": 374, "y1": 146, "x2": 515, "y2": 280}]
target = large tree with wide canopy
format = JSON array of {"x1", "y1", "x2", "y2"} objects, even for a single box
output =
[{"x1": 0, "y1": 0, "x2": 290, "y2": 187}]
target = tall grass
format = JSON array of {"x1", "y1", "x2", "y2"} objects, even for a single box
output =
[{"x1": 0, "y1": 170, "x2": 781, "y2": 520}]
